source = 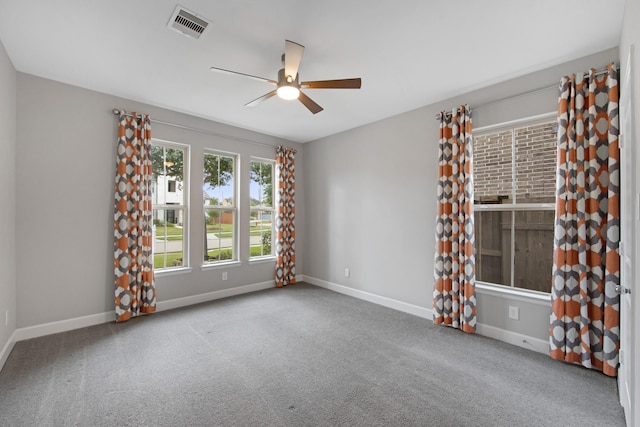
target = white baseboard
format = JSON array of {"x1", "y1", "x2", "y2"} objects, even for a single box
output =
[
  {"x1": 476, "y1": 323, "x2": 548, "y2": 354},
  {"x1": 13, "y1": 280, "x2": 278, "y2": 343},
  {"x1": 304, "y1": 276, "x2": 433, "y2": 319},
  {"x1": 0, "y1": 331, "x2": 17, "y2": 373},
  {"x1": 15, "y1": 311, "x2": 114, "y2": 342},
  {"x1": 7, "y1": 275, "x2": 548, "y2": 371},
  {"x1": 304, "y1": 275, "x2": 547, "y2": 355},
  {"x1": 156, "y1": 280, "x2": 275, "y2": 311}
]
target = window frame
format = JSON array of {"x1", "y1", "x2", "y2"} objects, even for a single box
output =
[
  {"x1": 202, "y1": 149, "x2": 239, "y2": 266},
  {"x1": 473, "y1": 112, "x2": 556, "y2": 295},
  {"x1": 151, "y1": 138, "x2": 190, "y2": 273},
  {"x1": 249, "y1": 157, "x2": 276, "y2": 261}
]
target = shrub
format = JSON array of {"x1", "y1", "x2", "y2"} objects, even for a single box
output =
[
  {"x1": 206, "y1": 248, "x2": 232, "y2": 261},
  {"x1": 262, "y1": 231, "x2": 272, "y2": 255}
]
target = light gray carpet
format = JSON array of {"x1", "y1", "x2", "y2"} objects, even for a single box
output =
[{"x1": 0, "y1": 283, "x2": 625, "y2": 427}]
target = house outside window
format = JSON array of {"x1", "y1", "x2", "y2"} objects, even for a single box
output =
[
  {"x1": 473, "y1": 119, "x2": 556, "y2": 293},
  {"x1": 151, "y1": 141, "x2": 188, "y2": 270},
  {"x1": 249, "y1": 159, "x2": 275, "y2": 258},
  {"x1": 203, "y1": 151, "x2": 237, "y2": 264}
]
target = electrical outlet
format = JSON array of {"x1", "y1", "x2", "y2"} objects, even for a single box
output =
[
  {"x1": 344, "y1": 268, "x2": 350, "y2": 278},
  {"x1": 222, "y1": 272, "x2": 228, "y2": 281},
  {"x1": 508, "y1": 306, "x2": 520, "y2": 320}
]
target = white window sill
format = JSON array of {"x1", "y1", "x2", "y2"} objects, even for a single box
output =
[
  {"x1": 474, "y1": 203, "x2": 555, "y2": 211},
  {"x1": 248, "y1": 256, "x2": 276, "y2": 265},
  {"x1": 154, "y1": 267, "x2": 193, "y2": 277},
  {"x1": 476, "y1": 281, "x2": 551, "y2": 307},
  {"x1": 201, "y1": 260, "x2": 242, "y2": 271}
]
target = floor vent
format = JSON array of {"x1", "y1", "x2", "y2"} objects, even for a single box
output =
[{"x1": 168, "y1": 5, "x2": 211, "y2": 39}]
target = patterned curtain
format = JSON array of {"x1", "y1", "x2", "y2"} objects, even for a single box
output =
[
  {"x1": 114, "y1": 112, "x2": 157, "y2": 322},
  {"x1": 433, "y1": 105, "x2": 476, "y2": 333},
  {"x1": 550, "y1": 64, "x2": 620, "y2": 377},
  {"x1": 275, "y1": 145, "x2": 297, "y2": 287}
]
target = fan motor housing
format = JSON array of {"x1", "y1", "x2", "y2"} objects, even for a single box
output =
[{"x1": 277, "y1": 68, "x2": 300, "y2": 87}]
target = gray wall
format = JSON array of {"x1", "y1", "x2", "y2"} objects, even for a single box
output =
[
  {"x1": 620, "y1": 0, "x2": 640, "y2": 422},
  {"x1": 303, "y1": 48, "x2": 619, "y2": 342},
  {"x1": 15, "y1": 74, "x2": 304, "y2": 328},
  {"x1": 6, "y1": 32, "x2": 633, "y2": 407},
  {"x1": 0, "y1": 39, "x2": 16, "y2": 357}
]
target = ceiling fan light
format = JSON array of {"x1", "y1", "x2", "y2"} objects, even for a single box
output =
[{"x1": 277, "y1": 85, "x2": 300, "y2": 100}]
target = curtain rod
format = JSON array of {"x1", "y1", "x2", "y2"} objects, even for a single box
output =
[
  {"x1": 434, "y1": 67, "x2": 610, "y2": 120},
  {"x1": 112, "y1": 109, "x2": 276, "y2": 149}
]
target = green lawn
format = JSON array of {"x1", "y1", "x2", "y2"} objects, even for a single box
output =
[
  {"x1": 209, "y1": 232, "x2": 233, "y2": 238},
  {"x1": 250, "y1": 225, "x2": 272, "y2": 236},
  {"x1": 206, "y1": 246, "x2": 271, "y2": 259},
  {"x1": 153, "y1": 252, "x2": 183, "y2": 268},
  {"x1": 155, "y1": 246, "x2": 271, "y2": 268},
  {"x1": 154, "y1": 224, "x2": 183, "y2": 238},
  {"x1": 249, "y1": 245, "x2": 271, "y2": 257},
  {"x1": 207, "y1": 223, "x2": 271, "y2": 233},
  {"x1": 206, "y1": 223, "x2": 233, "y2": 233},
  {"x1": 206, "y1": 223, "x2": 233, "y2": 238},
  {"x1": 153, "y1": 222, "x2": 272, "y2": 242},
  {"x1": 206, "y1": 248, "x2": 233, "y2": 261}
]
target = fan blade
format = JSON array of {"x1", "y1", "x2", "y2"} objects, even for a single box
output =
[
  {"x1": 284, "y1": 40, "x2": 305, "y2": 81},
  {"x1": 210, "y1": 66, "x2": 277, "y2": 85},
  {"x1": 301, "y1": 78, "x2": 362, "y2": 89},
  {"x1": 245, "y1": 90, "x2": 278, "y2": 107},
  {"x1": 298, "y1": 91, "x2": 323, "y2": 114}
]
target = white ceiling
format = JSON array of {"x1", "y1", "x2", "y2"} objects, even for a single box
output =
[{"x1": 0, "y1": 0, "x2": 625, "y2": 143}]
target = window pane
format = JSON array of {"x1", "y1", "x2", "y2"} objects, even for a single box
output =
[
  {"x1": 205, "y1": 209, "x2": 234, "y2": 262},
  {"x1": 203, "y1": 153, "x2": 234, "y2": 206},
  {"x1": 515, "y1": 122, "x2": 556, "y2": 203},
  {"x1": 476, "y1": 209, "x2": 554, "y2": 292},
  {"x1": 152, "y1": 145, "x2": 185, "y2": 205},
  {"x1": 474, "y1": 120, "x2": 556, "y2": 292},
  {"x1": 474, "y1": 130, "x2": 513, "y2": 204},
  {"x1": 250, "y1": 161, "x2": 273, "y2": 208},
  {"x1": 204, "y1": 152, "x2": 236, "y2": 264},
  {"x1": 250, "y1": 209, "x2": 273, "y2": 257},
  {"x1": 513, "y1": 210, "x2": 554, "y2": 292},
  {"x1": 475, "y1": 210, "x2": 511, "y2": 285},
  {"x1": 151, "y1": 143, "x2": 187, "y2": 271},
  {"x1": 153, "y1": 208, "x2": 185, "y2": 269}
]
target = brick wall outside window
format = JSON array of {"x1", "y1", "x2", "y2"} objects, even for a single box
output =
[{"x1": 474, "y1": 122, "x2": 556, "y2": 203}]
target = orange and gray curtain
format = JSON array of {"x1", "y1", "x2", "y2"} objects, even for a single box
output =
[
  {"x1": 114, "y1": 112, "x2": 157, "y2": 322},
  {"x1": 433, "y1": 105, "x2": 477, "y2": 333},
  {"x1": 550, "y1": 63, "x2": 620, "y2": 377},
  {"x1": 275, "y1": 145, "x2": 296, "y2": 287}
]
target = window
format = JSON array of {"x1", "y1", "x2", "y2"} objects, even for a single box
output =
[
  {"x1": 473, "y1": 119, "x2": 556, "y2": 293},
  {"x1": 151, "y1": 141, "x2": 188, "y2": 270},
  {"x1": 203, "y1": 151, "x2": 237, "y2": 263},
  {"x1": 249, "y1": 159, "x2": 275, "y2": 258}
]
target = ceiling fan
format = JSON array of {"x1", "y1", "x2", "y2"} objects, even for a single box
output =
[{"x1": 210, "y1": 40, "x2": 361, "y2": 114}]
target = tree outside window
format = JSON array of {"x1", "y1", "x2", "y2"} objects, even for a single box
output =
[
  {"x1": 250, "y1": 159, "x2": 274, "y2": 258},
  {"x1": 151, "y1": 143, "x2": 188, "y2": 269},
  {"x1": 203, "y1": 152, "x2": 236, "y2": 263}
]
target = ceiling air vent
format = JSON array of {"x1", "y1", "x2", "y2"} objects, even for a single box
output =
[{"x1": 168, "y1": 5, "x2": 211, "y2": 39}]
